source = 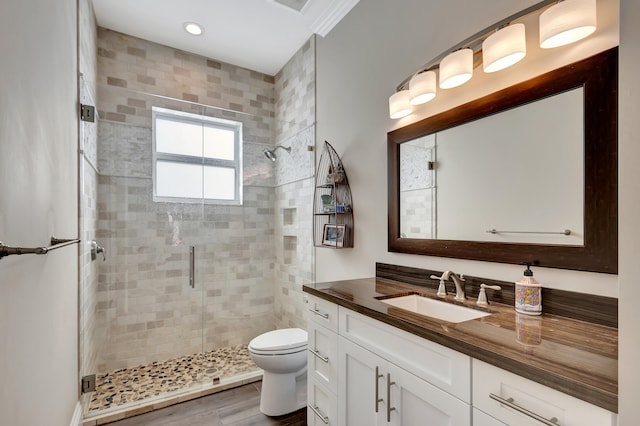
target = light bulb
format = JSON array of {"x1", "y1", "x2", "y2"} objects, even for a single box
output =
[
  {"x1": 409, "y1": 71, "x2": 437, "y2": 105},
  {"x1": 389, "y1": 90, "x2": 412, "y2": 119},
  {"x1": 483, "y1": 23, "x2": 526, "y2": 73},
  {"x1": 540, "y1": 0, "x2": 596, "y2": 49},
  {"x1": 439, "y1": 48, "x2": 473, "y2": 89}
]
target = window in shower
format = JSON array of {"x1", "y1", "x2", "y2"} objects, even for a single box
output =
[{"x1": 152, "y1": 107, "x2": 243, "y2": 204}]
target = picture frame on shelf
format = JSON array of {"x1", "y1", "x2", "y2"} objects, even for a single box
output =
[{"x1": 322, "y1": 224, "x2": 345, "y2": 248}]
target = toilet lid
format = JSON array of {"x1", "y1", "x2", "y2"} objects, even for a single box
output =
[{"x1": 248, "y1": 328, "x2": 308, "y2": 353}]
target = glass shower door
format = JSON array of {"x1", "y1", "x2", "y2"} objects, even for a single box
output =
[
  {"x1": 198, "y1": 105, "x2": 269, "y2": 386},
  {"x1": 81, "y1": 88, "x2": 207, "y2": 416}
]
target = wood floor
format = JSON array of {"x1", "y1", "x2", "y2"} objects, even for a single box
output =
[{"x1": 105, "y1": 382, "x2": 307, "y2": 426}]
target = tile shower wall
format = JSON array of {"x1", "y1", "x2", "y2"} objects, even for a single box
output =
[
  {"x1": 96, "y1": 28, "x2": 275, "y2": 129},
  {"x1": 399, "y1": 136, "x2": 435, "y2": 239},
  {"x1": 275, "y1": 37, "x2": 316, "y2": 141},
  {"x1": 273, "y1": 37, "x2": 316, "y2": 330},
  {"x1": 94, "y1": 29, "x2": 280, "y2": 372}
]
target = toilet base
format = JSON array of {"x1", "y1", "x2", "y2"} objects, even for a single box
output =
[{"x1": 259, "y1": 367, "x2": 307, "y2": 416}]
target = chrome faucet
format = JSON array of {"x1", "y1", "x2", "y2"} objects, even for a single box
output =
[{"x1": 442, "y1": 270, "x2": 466, "y2": 301}]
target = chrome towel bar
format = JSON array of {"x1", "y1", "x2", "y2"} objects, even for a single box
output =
[
  {"x1": 0, "y1": 236, "x2": 80, "y2": 260},
  {"x1": 486, "y1": 228, "x2": 571, "y2": 236}
]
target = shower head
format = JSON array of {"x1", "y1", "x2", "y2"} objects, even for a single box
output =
[{"x1": 263, "y1": 145, "x2": 291, "y2": 162}]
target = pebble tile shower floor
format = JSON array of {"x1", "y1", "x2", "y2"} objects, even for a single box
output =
[{"x1": 87, "y1": 344, "x2": 258, "y2": 413}]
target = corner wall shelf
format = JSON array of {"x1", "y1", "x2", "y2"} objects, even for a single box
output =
[{"x1": 313, "y1": 141, "x2": 354, "y2": 248}]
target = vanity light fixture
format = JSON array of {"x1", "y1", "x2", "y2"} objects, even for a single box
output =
[
  {"x1": 389, "y1": 90, "x2": 412, "y2": 119},
  {"x1": 539, "y1": 0, "x2": 597, "y2": 48},
  {"x1": 409, "y1": 70, "x2": 437, "y2": 105},
  {"x1": 483, "y1": 23, "x2": 527, "y2": 73},
  {"x1": 389, "y1": 0, "x2": 599, "y2": 119},
  {"x1": 439, "y1": 48, "x2": 474, "y2": 89},
  {"x1": 183, "y1": 22, "x2": 204, "y2": 36}
]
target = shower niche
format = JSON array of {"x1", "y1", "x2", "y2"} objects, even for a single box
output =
[{"x1": 313, "y1": 141, "x2": 354, "y2": 248}]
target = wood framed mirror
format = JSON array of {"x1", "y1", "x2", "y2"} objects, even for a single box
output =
[{"x1": 387, "y1": 47, "x2": 618, "y2": 274}]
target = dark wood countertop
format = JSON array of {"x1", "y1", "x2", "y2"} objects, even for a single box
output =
[{"x1": 303, "y1": 277, "x2": 618, "y2": 413}]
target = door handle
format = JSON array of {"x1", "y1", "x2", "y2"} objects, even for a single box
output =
[
  {"x1": 309, "y1": 308, "x2": 329, "y2": 319},
  {"x1": 189, "y1": 246, "x2": 195, "y2": 288},
  {"x1": 375, "y1": 366, "x2": 384, "y2": 412},
  {"x1": 489, "y1": 393, "x2": 560, "y2": 425},
  {"x1": 386, "y1": 373, "x2": 396, "y2": 422},
  {"x1": 308, "y1": 404, "x2": 329, "y2": 424},
  {"x1": 309, "y1": 349, "x2": 329, "y2": 363}
]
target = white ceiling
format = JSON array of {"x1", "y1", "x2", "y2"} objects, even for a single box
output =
[{"x1": 92, "y1": 0, "x2": 359, "y2": 75}]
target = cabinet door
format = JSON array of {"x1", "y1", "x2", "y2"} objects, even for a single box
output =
[
  {"x1": 387, "y1": 363, "x2": 471, "y2": 426},
  {"x1": 473, "y1": 408, "x2": 507, "y2": 426},
  {"x1": 338, "y1": 337, "x2": 387, "y2": 426}
]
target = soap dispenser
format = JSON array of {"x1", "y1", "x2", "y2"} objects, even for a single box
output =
[{"x1": 515, "y1": 263, "x2": 542, "y2": 316}]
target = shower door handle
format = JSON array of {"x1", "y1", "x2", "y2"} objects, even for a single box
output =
[{"x1": 189, "y1": 246, "x2": 195, "y2": 288}]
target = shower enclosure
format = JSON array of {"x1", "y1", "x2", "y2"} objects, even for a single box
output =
[{"x1": 79, "y1": 79, "x2": 315, "y2": 419}]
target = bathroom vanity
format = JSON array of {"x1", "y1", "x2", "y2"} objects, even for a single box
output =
[{"x1": 303, "y1": 270, "x2": 617, "y2": 426}]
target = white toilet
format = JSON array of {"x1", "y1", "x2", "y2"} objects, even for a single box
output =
[{"x1": 248, "y1": 328, "x2": 308, "y2": 416}]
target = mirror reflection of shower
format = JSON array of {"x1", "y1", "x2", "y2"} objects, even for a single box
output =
[{"x1": 263, "y1": 145, "x2": 291, "y2": 162}]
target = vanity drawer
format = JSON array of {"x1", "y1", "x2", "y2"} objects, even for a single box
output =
[
  {"x1": 339, "y1": 307, "x2": 471, "y2": 403},
  {"x1": 307, "y1": 295, "x2": 339, "y2": 332},
  {"x1": 307, "y1": 320, "x2": 339, "y2": 393},
  {"x1": 472, "y1": 359, "x2": 616, "y2": 426},
  {"x1": 307, "y1": 378, "x2": 337, "y2": 426}
]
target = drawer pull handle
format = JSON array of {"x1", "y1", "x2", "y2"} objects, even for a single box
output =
[
  {"x1": 308, "y1": 404, "x2": 329, "y2": 424},
  {"x1": 310, "y1": 348, "x2": 329, "y2": 363},
  {"x1": 489, "y1": 393, "x2": 560, "y2": 425},
  {"x1": 374, "y1": 366, "x2": 383, "y2": 412},
  {"x1": 309, "y1": 308, "x2": 329, "y2": 319},
  {"x1": 387, "y1": 373, "x2": 396, "y2": 422}
]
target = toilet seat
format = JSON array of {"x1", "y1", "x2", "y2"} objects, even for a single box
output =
[{"x1": 248, "y1": 328, "x2": 307, "y2": 355}]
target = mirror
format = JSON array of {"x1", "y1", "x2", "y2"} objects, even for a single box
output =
[
  {"x1": 388, "y1": 48, "x2": 618, "y2": 274},
  {"x1": 400, "y1": 87, "x2": 584, "y2": 245}
]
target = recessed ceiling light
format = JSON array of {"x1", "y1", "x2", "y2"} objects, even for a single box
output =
[{"x1": 183, "y1": 22, "x2": 204, "y2": 36}]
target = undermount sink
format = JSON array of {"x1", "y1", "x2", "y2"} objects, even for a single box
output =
[{"x1": 378, "y1": 294, "x2": 491, "y2": 323}]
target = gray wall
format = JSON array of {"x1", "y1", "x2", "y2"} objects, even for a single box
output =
[
  {"x1": 618, "y1": 0, "x2": 640, "y2": 422},
  {"x1": 0, "y1": 0, "x2": 80, "y2": 424}
]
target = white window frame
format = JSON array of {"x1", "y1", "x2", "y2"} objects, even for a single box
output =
[{"x1": 152, "y1": 107, "x2": 243, "y2": 205}]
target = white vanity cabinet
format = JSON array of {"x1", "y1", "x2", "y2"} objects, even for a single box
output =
[{"x1": 306, "y1": 294, "x2": 616, "y2": 426}]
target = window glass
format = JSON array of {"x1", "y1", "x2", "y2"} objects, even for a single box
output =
[
  {"x1": 204, "y1": 166, "x2": 235, "y2": 200},
  {"x1": 204, "y1": 126, "x2": 235, "y2": 160},
  {"x1": 156, "y1": 161, "x2": 203, "y2": 199},
  {"x1": 152, "y1": 107, "x2": 242, "y2": 204},
  {"x1": 156, "y1": 117, "x2": 203, "y2": 157}
]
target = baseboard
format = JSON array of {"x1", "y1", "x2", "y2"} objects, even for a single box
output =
[{"x1": 69, "y1": 401, "x2": 83, "y2": 426}]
